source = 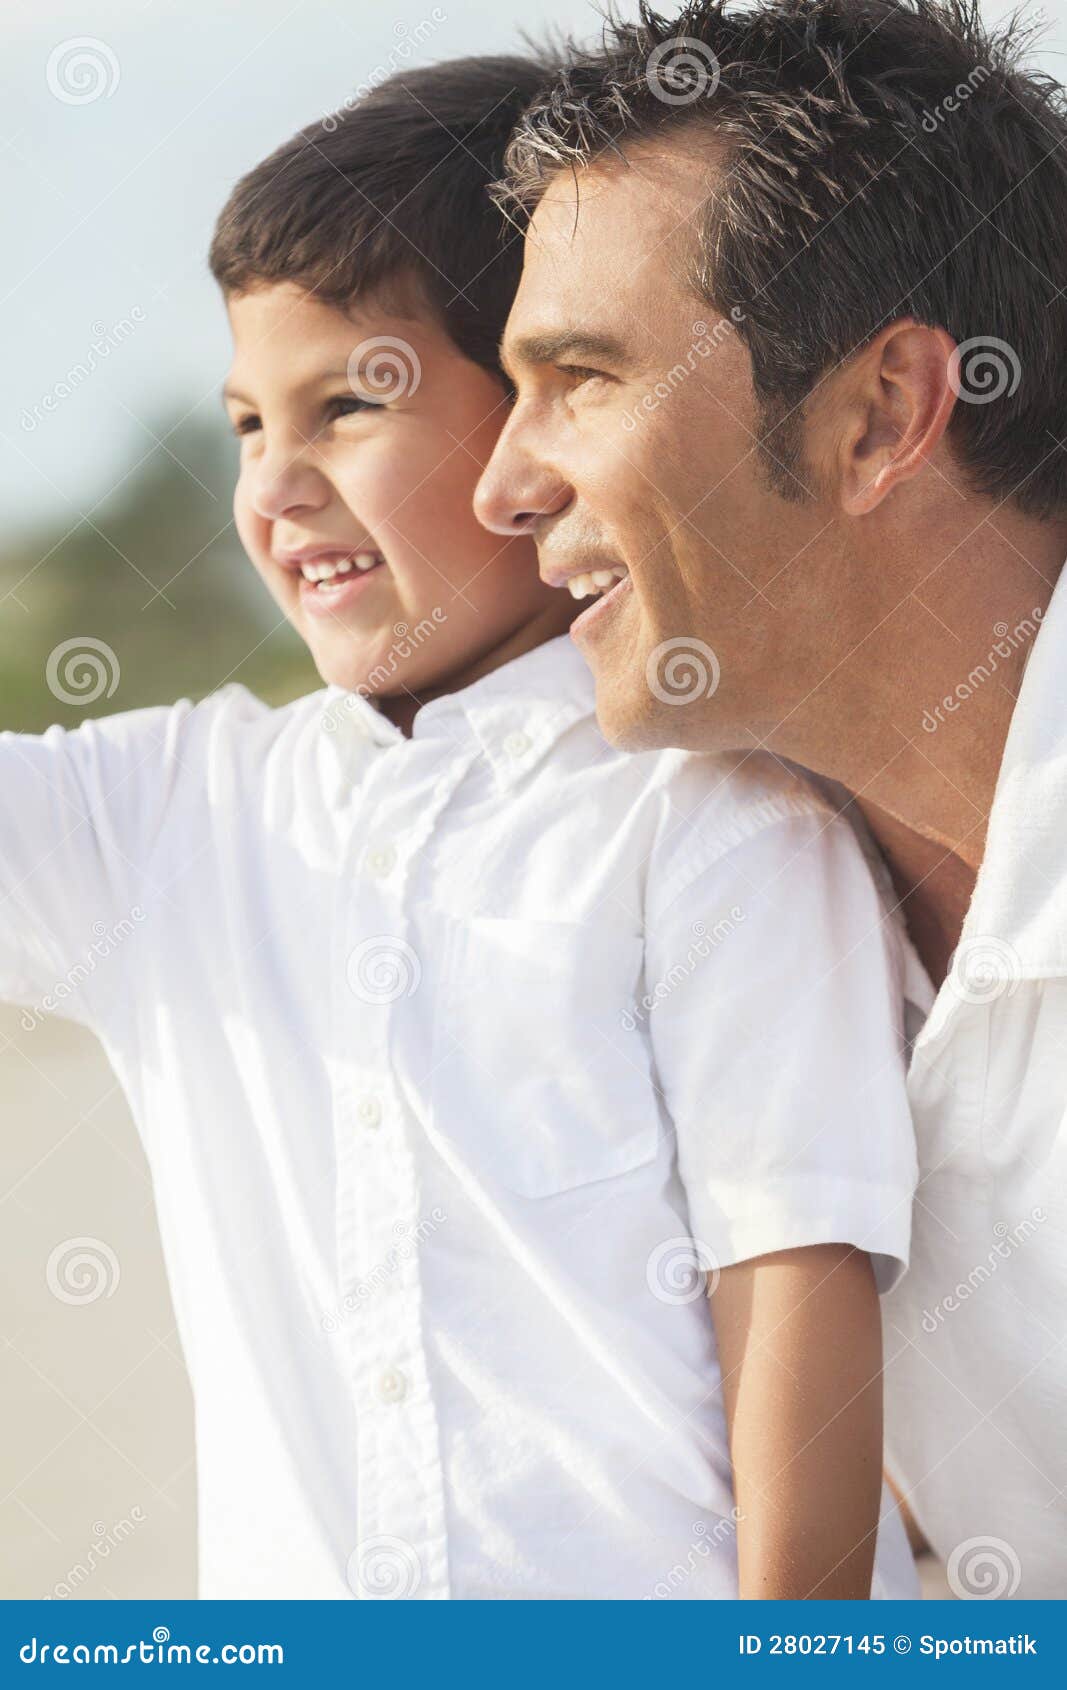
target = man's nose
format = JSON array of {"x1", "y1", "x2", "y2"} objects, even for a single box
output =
[{"x1": 474, "y1": 416, "x2": 572, "y2": 537}]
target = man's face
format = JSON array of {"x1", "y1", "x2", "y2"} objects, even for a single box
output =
[
  {"x1": 226, "y1": 284, "x2": 572, "y2": 704},
  {"x1": 476, "y1": 146, "x2": 849, "y2": 753}
]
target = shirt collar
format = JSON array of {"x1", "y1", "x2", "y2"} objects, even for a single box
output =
[
  {"x1": 318, "y1": 633, "x2": 597, "y2": 792},
  {"x1": 319, "y1": 679, "x2": 404, "y2": 755},
  {"x1": 962, "y1": 566, "x2": 1066, "y2": 976}
]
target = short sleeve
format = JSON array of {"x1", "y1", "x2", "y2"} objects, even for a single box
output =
[
  {"x1": 645, "y1": 806, "x2": 917, "y2": 1294},
  {"x1": 0, "y1": 696, "x2": 199, "y2": 1024}
]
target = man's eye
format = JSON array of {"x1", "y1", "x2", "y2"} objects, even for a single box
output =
[{"x1": 558, "y1": 364, "x2": 605, "y2": 385}]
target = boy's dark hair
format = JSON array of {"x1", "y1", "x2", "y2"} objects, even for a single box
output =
[
  {"x1": 209, "y1": 54, "x2": 556, "y2": 382},
  {"x1": 496, "y1": 0, "x2": 1067, "y2": 518}
]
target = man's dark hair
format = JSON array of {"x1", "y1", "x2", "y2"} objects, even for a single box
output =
[
  {"x1": 209, "y1": 54, "x2": 556, "y2": 382},
  {"x1": 497, "y1": 0, "x2": 1067, "y2": 517}
]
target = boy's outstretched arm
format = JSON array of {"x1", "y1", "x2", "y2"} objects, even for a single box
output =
[{"x1": 711, "y1": 1243, "x2": 884, "y2": 1600}]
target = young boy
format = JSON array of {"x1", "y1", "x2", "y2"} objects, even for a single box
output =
[{"x1": 0, "y1": 57, "x2": 919, "y2": 1599}]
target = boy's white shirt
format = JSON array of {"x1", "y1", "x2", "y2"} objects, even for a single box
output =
[{"x1": 0, "y1": 633, "x2": 919, "y2": 1599}]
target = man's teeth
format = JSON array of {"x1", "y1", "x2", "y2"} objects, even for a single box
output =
[
  {"x1": 566, "y1": 566, "x2": 628, "y2": 600},
  {"x1": 300, "y1": 552, "x2": 383, "y2": 584}
]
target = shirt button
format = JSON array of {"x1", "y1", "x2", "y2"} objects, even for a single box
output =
[
  {"x1": 357, "y1": 1094, "x2": 382, "y2": 1129},
  {"x1": 503, "y1": 730, "x2": 531, "y2": 759},
  {"x1": 377, "y1": 1366, "x2": 408, "y2": 1404},
  {"x1": 365, "y1": 843, "x2": 397, "y2": 878}
]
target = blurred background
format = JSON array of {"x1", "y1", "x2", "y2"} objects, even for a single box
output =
[{"x1": 1, "y1": 0, "x2": 1063, "y2": 1598}]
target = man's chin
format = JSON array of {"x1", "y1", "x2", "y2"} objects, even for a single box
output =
[
  {"x1": 594, "y1": 678, "x2": 735, "y2": 755},
  {"x1": 593, "y1": 679, "x2": 675, "y2": 753}
]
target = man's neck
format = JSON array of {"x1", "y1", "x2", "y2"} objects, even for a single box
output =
[
  {"x1": 786, "y1": 514, "x2": 1067, "y2": 985},
  {"x1": 853, "y1": 799, "x2": 977, "y2": 987}
]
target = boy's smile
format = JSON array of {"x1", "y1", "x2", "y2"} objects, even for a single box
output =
[
  {"x1": 224, "y1": 283, "x2": 575, "y2": 727},
  {"x1": 273, "y1": 543, "x2": 387, "y2": 619}
]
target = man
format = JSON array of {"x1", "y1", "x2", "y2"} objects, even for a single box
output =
[{"x1": 475, "y1": 0, "x2": 1067, "y2": 1597}]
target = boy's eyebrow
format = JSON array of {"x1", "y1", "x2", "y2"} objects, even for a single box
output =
[
  {"x1": 221, "y1": 366, "x2": 358, "y2": 405},
  {"x1": 500, "y1": 329, "x2": 630, "y2": 381}
]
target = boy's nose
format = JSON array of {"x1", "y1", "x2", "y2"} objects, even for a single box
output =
[
  {"x1": 251, "y1": 451, "x2": 327, "y2": 523},
  {"x1": 474, "y1": 429, "x2": 571, "y2": 538}
]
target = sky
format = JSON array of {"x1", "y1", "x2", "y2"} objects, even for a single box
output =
[
  {"x1": 2, "y1": 0, "x2": 1065, "y2": 532},
  {"x1": 0, "y1": 0, "x2": 600, "y2": 531}
]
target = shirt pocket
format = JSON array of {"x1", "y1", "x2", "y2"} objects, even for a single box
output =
[{"x1": 426, "y1": 912, "x2": 663, "y2": 1199}]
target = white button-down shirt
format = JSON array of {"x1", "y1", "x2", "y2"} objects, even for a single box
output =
[
  {"x1": 883, "y1": 576, "x2": 1067, "y2": 1599},
  {"x1": 1, "y1": 635, "x2": 918, "y2": 1598}
]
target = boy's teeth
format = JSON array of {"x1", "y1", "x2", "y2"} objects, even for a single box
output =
[
  {"x1": 300, "y1": 553, "x2": 383, "y2": 584},
  {"x1": 567, "y1": 566, "x2": 628, "y2": 600}
]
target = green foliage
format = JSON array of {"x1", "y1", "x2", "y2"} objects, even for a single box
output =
[{"x1": 0, "y1": 413, "x2": 319, "y2": 731}]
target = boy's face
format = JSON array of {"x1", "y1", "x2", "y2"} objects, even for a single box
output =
[{"x1": 225, "y1": 283, "x2": 574, "y2": 708}]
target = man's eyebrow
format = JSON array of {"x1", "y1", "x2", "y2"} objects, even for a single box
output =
[{"x1": 500, "y1": 329, "x2": 630, "y2": 380}]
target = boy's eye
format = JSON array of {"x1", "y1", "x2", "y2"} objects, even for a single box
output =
[
  {"x1": 325, "y1": 393, "x2": 384, "y2": 420},
  {"x1": 229, "y1": 395, "x2": 381, "y2": 439}
]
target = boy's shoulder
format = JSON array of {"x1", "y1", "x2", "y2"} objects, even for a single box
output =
[
  {"x1": 130, "y1": 679, "x2": 333, "y2": 761},
  {"x1": 558, "y1": 711, "x2": 837, "y2": 848},
  {"x1": 621, "y1": 738, "x2": 835, "y2": 828},
  {"x1": 142, "y1": 676, "x2": 837, "y2": 853},
  {"x1": 186, "y1": 679, "x2": 324, "y2": 733},
  {"x1": 61, "y1": 678, "x2": 317, "y2": 752},
  {"x1": 51, "y1": 682, "x2": 336, "y2": 823},
  {"x1": 544, "y1": 711, "x2": 847, "y2": 914},
  {"x1": 608, "y1": 740, "x2": 900, "y2": 969}
]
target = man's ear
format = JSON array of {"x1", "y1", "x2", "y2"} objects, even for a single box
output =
[{"x1": 828, "y1": 319, "x2": 959, "y2": 516}]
